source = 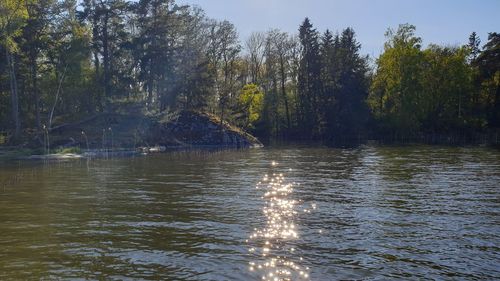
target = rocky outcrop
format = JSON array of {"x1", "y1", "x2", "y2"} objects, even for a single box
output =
[
  {"x1": 148, "y1": 110, "x2": 263, "y2": 148},
  {"x1": 42, "y1": 110, "x2": 262, "y2": 150}
]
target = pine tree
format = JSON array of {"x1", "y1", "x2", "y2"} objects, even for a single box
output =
[
  {"x1": 335, "y1": 28, "x2": 369, "y2": 138},
  {"x1": 297, "y1": 18, "x2": 321, "y2": 138},
  {"x1": 468, "y1": 32, "x2": 481, "y2": 63},
  {"x1": 319, "y1": 29, "x2": 337, "y2": 135}
]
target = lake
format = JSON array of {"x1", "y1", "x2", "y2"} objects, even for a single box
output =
[{"x1": 0, "y1": 146, "x2": 499, "y2": 280}]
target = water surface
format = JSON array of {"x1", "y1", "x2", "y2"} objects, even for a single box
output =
[{"x1": 0, "y1": 146, "x2": 499, "y2": 280}]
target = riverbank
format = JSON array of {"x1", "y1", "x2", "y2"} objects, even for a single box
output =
[
  {"x1": 2, "y1": 112, "x2": 500, "y2": 161},
  {"x1": 2, "y1": 139, "x2": 500, "y2": 162},
  {"x1": 0, "y1": 110, "x2": 263, "y2": 161},
  {"x1": 0, "y1": 145, "x2": 265, "y2": 162}
]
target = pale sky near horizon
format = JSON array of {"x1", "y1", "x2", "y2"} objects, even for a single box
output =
[{"x1": 176, "y1": 0, "x2": 500, "y2": 58}]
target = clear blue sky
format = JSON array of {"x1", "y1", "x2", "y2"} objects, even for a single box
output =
[{"x1": 176, "y1": 0, "x2": 500, "y2": 58}]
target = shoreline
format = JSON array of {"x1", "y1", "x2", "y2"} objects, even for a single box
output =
[
  {"x1": 1, "y1": 141, "x2": 498, "y2": 163},
  {"x1": 0, "y1": 144, "x2": 265, "y2": 162}
]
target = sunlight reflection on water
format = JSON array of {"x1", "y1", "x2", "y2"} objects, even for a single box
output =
[
  {"x1": 1, "y1": 147, "x2": 499, "y2": 280},
  {"x1": 247, "y1": 163, "x2": 311, "y2": 281}
]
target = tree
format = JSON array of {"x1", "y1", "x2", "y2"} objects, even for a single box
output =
[
  {"x1": 207, "y1": 20, "x2": 241, "y2": 124},
  {"x1": 45, "y1": 0, "x2": 92, "y2": 129},
  {"x1": 261, "y1": 30, "x2": 280, "y2": 137},
  {"x1": 369, "y1": 24, "x2": 424, "y2": 133},
  {"x1": 332, "y1": 28, "x2": 370, "y2": 138},
  {"x1": 245, "y1": 31, "x2": 266, "y2": 84},
  {"x1": 171, "y1": 6, "x2": 213, "y2": 110},
  {"x1": 80, "y1": 0, "x2": 131, "y2": 110},
  {"x1": 133, "y1": 0, "x2": 175, "y2": 111},
  {"x1": 237, "y1": 83, "x2": 263, "y2": 129},
  {"x1": 288, "y1": 35, "x2": 301, "y2": 128},
  {"x1": 273, "y1": 31, "x2": 293, "y2": 131},
  {"x1": 0, "y1": 0, "x2": 29, "y2": 139},
  {"x1": 420, "y1": 45, "x2": 474, "y2": 131},
  {"x1": 21, "y1": 0, "x2": 54, "y2": 131},
  {"x1": 468, "y1": 31, "x2": 481, "y2": 63},
  {"x1": 475, "y1": 32, "x2": 500, "y2": 127},
  {"x1": 319, "y1": 29, "x2": 337, "y2": 134},
  {"x1": 297, "y1": 17, "x2": 321, "y2": 137}
]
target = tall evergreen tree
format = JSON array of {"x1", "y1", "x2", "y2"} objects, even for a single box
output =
[
  {"x1": 133, "y1": 0, "x2": 176, "y2": 111},
  {"x1": 334, "y1": 28, "x2": 370, "y2": 138},
  {"x1": 319, "y1": 29, "x2": 337, "y2": 134},
  {"x1": 297, "y1": 17, "x2": 321, "y2": 138},
  {"x1": 468, "y1": 31, "x2": 481, "y2": 63}
]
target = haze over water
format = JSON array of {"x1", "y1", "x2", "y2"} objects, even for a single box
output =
[{"x1": 1, "y1": 146, "x2": 499, "y2": 280}]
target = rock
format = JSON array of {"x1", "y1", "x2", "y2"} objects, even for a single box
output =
[
  {"x1": 149, "y1": 110, "x2": 263, "y2": 148},
  {"x1": 37, "y1": 109, "x2": 262, "y2": 151}
]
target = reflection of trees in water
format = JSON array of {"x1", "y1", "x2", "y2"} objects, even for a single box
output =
[
  {"x1": 368, "y1": 146, "x2": 464, "y2": 181},
  {"x1": 293, "y1": 147, "x2": 364, "y2": 180}
]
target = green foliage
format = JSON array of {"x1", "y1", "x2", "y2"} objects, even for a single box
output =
[
  {"x1": 324, "y1": 27, "x2": 370, "y2": 139},
  {"x1": 475, "y1": 32, "x2": 500, "y2": 127},
  {"x1": 420, "y1": 45, "x2": 473, "y2": 130},
  {"x1": 297, "y1": 18, "x2": 322, "y2": 136},
  {"x1": 369, "y1": 24, "x2": 497, "y2": 135},
  {"x1": 0, "y1": 0, "x2": 29, "y2": 52},
  {"x1": 238, "y1": 84, "x2": 264, "y2": 129},
  {"x1": 0, "y1": 0, "x2": 499, "y2": 146},
  {"x1": 369, "y1": 24, "x2": 425, "y2": 132}
]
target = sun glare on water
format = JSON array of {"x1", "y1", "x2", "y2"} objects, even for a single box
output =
[{"x1": 247, "y1": 161, "x2": 311, "y2": 281}]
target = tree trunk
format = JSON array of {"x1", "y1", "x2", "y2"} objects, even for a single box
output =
[
  {"x1": 280, "y1": 57, "x2": 291, "y2": 130},
  {"x1": 30, "y1": 54, "x2": 41, "y2": 131},
  {"x1": 273, "y1": 76, "x2": 279, "y2": 138},
  {"x1": 220, "y1": 99, "x2": 225, "y2": 126},
  {"x1": 103, "y1": 9, "x2": 110, "y2": 111},
  {"x1": 92, "y1": 1, "x2": 100, "y2": 112},
  {"x1": 494, "y1": 83, "x2": 500, "y2": 127},
  {"x1": 92, "y1": 8, "x2": 100, "y2": 75},
  {"x1": 147, "y1": 60, "x2": 154, "y2": 110},
  {"x1": 220, "y1": 58, "x2": 229, "y2": 126},
  {"x1": 48, "y1": 65, "x2": 67, "y2": 130},
  {"x1": 93, "y1": 44, "x2": 100, "y2": 111},
  {"x1": 6, "y1": 49, "x2": 20, "y2": 140}
]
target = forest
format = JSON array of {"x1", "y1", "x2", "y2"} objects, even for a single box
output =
[{"x1": 1, "y1": 0, "x2": 499, "y2": 146}]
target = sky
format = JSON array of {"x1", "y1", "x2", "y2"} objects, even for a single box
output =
[{"x1": 176, "y1": 0, "x2": 500, "y2": 58}]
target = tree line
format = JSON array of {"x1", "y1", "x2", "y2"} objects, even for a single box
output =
[
  {"x1": 370, "y1": 26, "x2": 499, "y2": 141},
  {"x1": 1, "y1": 0, "x2": 499, "y2": 145}
]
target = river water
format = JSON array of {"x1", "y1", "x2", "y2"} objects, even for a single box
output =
[{"x1": 0, "y1": 146, "x2": 499, "y2": 280}]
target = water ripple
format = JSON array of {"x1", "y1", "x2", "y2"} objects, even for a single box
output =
[{"x1": 0, "y1": 146, "x2": 499, "y2": 280}]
